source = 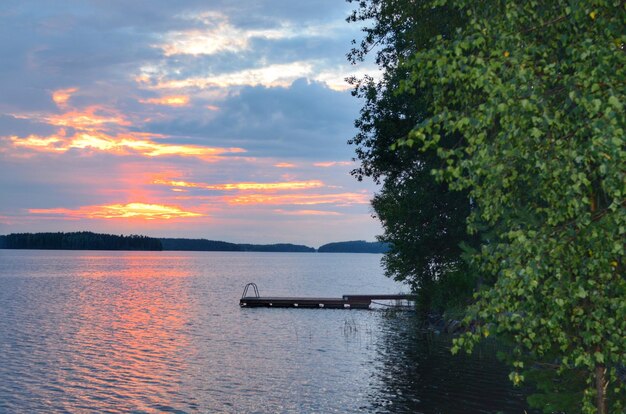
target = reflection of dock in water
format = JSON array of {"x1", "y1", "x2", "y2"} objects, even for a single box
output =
[{"x1": 239, "y1": 283, "x2": 416, "y2": 309}]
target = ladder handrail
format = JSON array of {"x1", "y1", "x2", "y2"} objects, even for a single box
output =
[{"x1": 241, "y1": 282, "x2": 260, "y2": 299}]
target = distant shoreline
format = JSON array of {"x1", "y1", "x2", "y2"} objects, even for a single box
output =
[{"x1": 0, "y1": 232, "x2": 390, "y2": 254}]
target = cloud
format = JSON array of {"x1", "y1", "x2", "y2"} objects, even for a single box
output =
[
  {"x1": 223, "y1": 192, "x2": 369, "y2": 206},
  {"x1": 313, "y1": 161, "x2": 353, "y2": 167},
  {"x1": 138, "y1": 58, "x2": 370, "y2": 92},
  {"x1": 29, "y1": 202, "x2": 203, "y2": 220},
  {"x1": 43, "y1": 106, "x2": 132, "y2": 130},
  {"x1": 153, "y1": 178, "x2": 324, "y2": 191},
  {"x1": 145, "y1": 79, "x2": 360, "y2": 160},
  {"x1": 52, "y1": 87, "x2": 78, "y2": 107},
  {"x1": 156, "y1": 11, "x2": 295, "y2": 57},
  {"x1": 273, "y1": 209, "x2": 342, "y2": 216},
  {"x1": 6, "y1": 131, "x2": 245, "y2": 160},
  {"x1": 139, "y1": 95, "x2": 190, "y2": 106},
  {"x1": 156, "y1": 11, "x2": 353, "y2": 59},
  {"x1": 146, "y1": 62, "x2": 315, "y2": 90},
  {"x1": 3, "y1": 99, "x2": 244, "y2": 161}
]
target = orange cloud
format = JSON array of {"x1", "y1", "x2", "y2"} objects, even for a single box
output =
[
  {"x1": 224, "y1": 192, "x2": 369, "y2": 206},
  {"x1": 45, "y1": 106, "x2": 131, "y2": 130},
  {"x1": 52, "y1": 88, "x2": 78, "y2": 107},
  {"x1": 10, "y1": 105, "x2": 131, "y2": 131},
  {"x1": 313, "y1": 161, "x2": 352, "y2": 167},
  {"x1": 273, "y1": 209, "x2": 342, "y2": 216},
  {"x1": 153, "y1": 179, "x2": 323, "y2": 191},
  {"x1": 9, "y1": 134, "x2": 65, "y2": 151},
  {"x1": 139, "y1": 95, "x2": 190, "y2": 106},
  {"x1": 29, "y1": 203, "x2": 203, "y2": 220},
  {"x1": 206, "y1": 105, "x2": 220, "y2": 111},
  {"x1": 4, "y1": 100, "x2": 246, "y2": 162},
  {"x1": 274, "y1": 162, "x2": 296, "y2": 168},
  {"x1": 8, "y1": 132, "x2": 245, "y2": 160}
]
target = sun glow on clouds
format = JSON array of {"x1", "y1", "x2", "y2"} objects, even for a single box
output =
[
  {"x1": 10, "y1": 106, "x2": 131, "y2": 131},
  {"x1": 52, "y1": 88, "x2": 78, "y2": 107},
  {"x1": 153, "y1": 179, "x2": 324, "y2": 191},
  {"x1": 274, "y1": 209, "x2": 342, "y2": 216},
  {"x1": 45, "y1": 106, "x2": 132, "y2": 130},
  {"x1": 274, "y1": 162, "x2": 296, "y2": 168},
  {"x1": 8, "y1": 132, "x2": 244, "y2": 159},
  {"x1": 313, "y1": 161, "x2": 352, "y2": 167},
  {"x1": 5, "y1": 99, "x2": 244, "y2": 160},
  {"x1": 139, "y1": 95, "x2": 190, "y2": 106},
  {"x1": 29, "y1": 203, "x2": 203, "y2": 220},
  {"x1": 225, "y1": 192, "x2": 370, "y2": 206}
]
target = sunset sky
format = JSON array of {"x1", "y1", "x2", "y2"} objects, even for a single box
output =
[{"x1": 0, "y1": 1, "x2": 383, "y2": 246}]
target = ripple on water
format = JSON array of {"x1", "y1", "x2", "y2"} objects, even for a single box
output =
[{"x1": 0, "y1": 251, "x2": 535, "y2": 413}]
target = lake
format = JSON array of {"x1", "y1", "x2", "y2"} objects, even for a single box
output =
[{"x1": 0, "y1": 250, "x2": 534, "y2": 413}]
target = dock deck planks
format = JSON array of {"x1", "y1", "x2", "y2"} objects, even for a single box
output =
[{"x1": 240, "y1": 294, "x2": 416, "y2": 309}]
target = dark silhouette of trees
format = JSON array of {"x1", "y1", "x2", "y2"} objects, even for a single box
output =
[
  {"x1": 0, "y1": 233, "x2": 317, "y2": 253},
  {"x1": 160, "y1": 238, "x2": 241, "y2": 251},
  {"x1": 347, "y1": 0, "x2": 478, "y2": 313},
  {"x1": 161, "y1": 238, "x2": 315, "y2": 252},
  {"x1": 0, "y1": 232, "x2": 162, "y2": 250},
  {"x1": 318, "y1": 240, "x2": 389, "y2": 253}
]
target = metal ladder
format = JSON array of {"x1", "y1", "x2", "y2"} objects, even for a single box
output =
[{"x1": 241, "y1": 282, "x2": 260, "y2": 299}]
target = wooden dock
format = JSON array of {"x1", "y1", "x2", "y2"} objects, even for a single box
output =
[{"x1": 239, "y1": 283, "x2": 416, "y2": 309}]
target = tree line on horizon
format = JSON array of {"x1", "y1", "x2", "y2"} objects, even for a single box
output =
[
  {"x1": 0, "y1": 232, "x2": 163, "y2": 251},
  {"x1": 347, "y1": 0, "x2": 624, "y2": 412},
  {"x1": 0, "y1": 232, "x2": 389, "y2": 254}
]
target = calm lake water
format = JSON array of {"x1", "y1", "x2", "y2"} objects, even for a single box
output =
[{"x1": 0, "y1": 250, "x2": 534, "y2": 413}]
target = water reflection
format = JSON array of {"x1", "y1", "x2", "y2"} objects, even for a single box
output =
[
  {"x1": 367, "y1": 311, "x2": 536, "y2": 413},
  {"x1": 74, "y1": 254, "x2": 196, "y2": 412},
  {"x1": 0, "y1": 252, "x2": 198, "y2": 412}
]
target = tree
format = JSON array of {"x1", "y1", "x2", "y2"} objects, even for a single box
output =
[
  {"x1": 347, "y1": 0, "x2": 478, "y2": 312},
  {"x1": 372, "y1": 159, "x2": 478, "y2": 312},
  {"x1": 394, "y1": 1, "x2": 625, "y2": 412}
]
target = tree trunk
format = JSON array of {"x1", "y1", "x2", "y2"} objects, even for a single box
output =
[
  {"x1": 591, "y1": 194, "x2": 607, "y2": 414},
  {"x1": 595, "y1": 364, "x2": 607, "y2": 414}
]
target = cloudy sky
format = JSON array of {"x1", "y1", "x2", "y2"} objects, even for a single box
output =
[{"x1": 0, "y1": 0, "x2": 383, "y2": 246}]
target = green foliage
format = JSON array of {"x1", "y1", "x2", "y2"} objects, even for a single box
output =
[
  {"x1": 371, "y1": 161, "x2": 478, "y2": 312},
  {"x1": 525, "y1": 366, "x2": 586, "y2": 413},
  {"x1": 430, "y1": 267, "x2": 479, "y2": 313},
  {"x1": 392, "y1": 0, "x2": 625, "y2": 412}
]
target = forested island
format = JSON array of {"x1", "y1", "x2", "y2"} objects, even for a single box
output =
[
  {"x1": 0, "y1": 232, "x2": 163, "y2": 251},
  {"x1": 0, "y1": 232, "x2": 377, "y2": 253},
  {"x1": 318, "y1": 240, "x2": 389, "y2": 253},
  {"x1": 160, "y1": 237, "x2": 315, "y2": 253}
]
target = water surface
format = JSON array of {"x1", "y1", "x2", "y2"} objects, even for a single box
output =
[{"x1": 0, "y1": 250, "x2": 533, "y2": 413}]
